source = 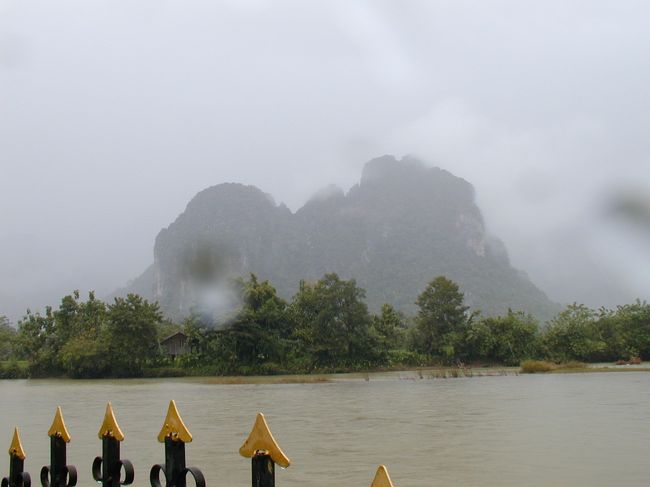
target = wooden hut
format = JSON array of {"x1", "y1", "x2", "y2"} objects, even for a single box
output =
[{"x1": 160, "y1": 331, "x2": 188, "y2": 359}]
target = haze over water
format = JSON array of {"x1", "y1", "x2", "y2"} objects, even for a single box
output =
[{"x1": 2, "y1": 372, "x2": 649, "y2": 487}]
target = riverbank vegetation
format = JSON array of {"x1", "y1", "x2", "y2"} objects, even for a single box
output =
[{"x1": 1, "y1": 274, "x2": 649, "y2": 379}]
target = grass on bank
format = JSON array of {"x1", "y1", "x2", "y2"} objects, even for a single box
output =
[
  {"x1": 520, "y1": 359, "x2": 650, "y2": 374},
  {"x1": 520, "y1": 360, "x2": 582, "y2": 373}
]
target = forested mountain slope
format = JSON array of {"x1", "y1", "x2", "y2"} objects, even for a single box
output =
[{"x1": 118, "y1": 155, "x2": 559, "y2": 321}]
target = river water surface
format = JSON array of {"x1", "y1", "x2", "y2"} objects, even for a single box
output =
[{"x1": 1, "y1": 371, "x2": 649, "y2": 487}]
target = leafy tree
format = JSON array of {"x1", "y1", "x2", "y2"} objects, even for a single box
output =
[
  {"x1": 54, "y1": 290, "x2": 106, "y2": 343},
  {"x1": 105, "y1": 294, "x2": 162, "y2": 377},
  {"x1": 291, "y1": 273, "x2": 374, "y2": 366},
  {"x1": 17, "y1": 291, "x2": 106, "y2": 377},
  {"x1": 60, "y1": 333, "x2": 109, "y2": 378},
  {"x1": 542, "y1": 303, "x2": 604, "y2": 362},
  {"x1": 181, "y1": 313, "x2": 209, "y2": 359},
  {"x1": 466, "y1": 310, "x2": 539, "y2": 365},
  {"x1": 0, "y1": 315, "x2": 17, "y2": 360},
  {"x1": 412, "y1": 276, "x2": 472, "y2": 362},
  {"x1": 16, "y1": 291, "x2": 108, "y2": 376},
  {"x1": 176, "y1": 312, "x2": 234, "y2": 372},
  {"x1": 372, "y1": 304, "x2": 406, "y2": 353},
  {"x1": 223, "y1": 274, "x2": 292, "y2": 367},
  {"x1": 590, "y1": 307, "x2": 630, "y2": 361},
  {"x1": 611, "y1": 301, "x2": 650, "y2": 359},
  {"x1": 16, "y1": 306, "x2": 59, "y2": 376}
]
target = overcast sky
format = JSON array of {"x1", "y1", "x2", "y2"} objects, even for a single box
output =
[{"x1": 2, "y1": 0, "x2": 649, "y2": 322}]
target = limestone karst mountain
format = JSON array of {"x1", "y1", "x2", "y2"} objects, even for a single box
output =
[{"x1": 117, "y1": 155, "x2": 559, "y2": 322}]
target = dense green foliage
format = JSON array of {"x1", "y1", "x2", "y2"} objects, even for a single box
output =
[
  {"x1": 4, "y1": 274, "x2": 650, "y2": 379},
  {"x1": 412, "y1": 276, "x2": 473, "y2": 362},
  {"x1": 291, "y1": 274, "x2": 376, "y2": 367},
  {"x1": 178, "y1": 274, "x2": 380, "y2": 374},
  {"x1": 0, "y1": 315, "x2": 17, "y2": 360},
  {"x1": 465, "y1": 310, "x2": 539, "y2": 365},
  {"x1": 13, "y1": 291, "x2": 163, "y2": 378},
  {"x1": 542, "y1": 301, "x2": 650, "y2": 362}
]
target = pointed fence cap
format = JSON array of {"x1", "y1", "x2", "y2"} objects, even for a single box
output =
[
  {"x1": 8, "y1": 428, "x2": 26, "y2": 460},
  {"x1": 371, "y1": 466, "x2": 394, "y2": 487},
  {"x1": 47, "y1": 406, "x2": 72, "y2": 443},
  {"x1": 239, "y1": 413, "x2": 290, "y2": 468},
  {"x1": 157, "y1": 400, "x2": 192, "y2": 443},
  {"x1": 98, "y1": 403, "x2": 125, "y2": 441}
]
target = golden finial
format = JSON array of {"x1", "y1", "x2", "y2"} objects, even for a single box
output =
[
  {"x1": 370, "y1": 466, "x2": 394, "y2": 487},
  {"x1": 157, "y1": 401, "x2": 192, "y2": 443},
  {"x1": 8, "y1": 428, "x2": 26, "y2": 460},
  {"x1": 239, "y1": 413, "x2": 290, "y2": 468},
  {"x1": 98, "y1": 403, "x2": 125, "y2": 441},
  {"x1": 47, "y1": 406, "x2": 72, "y2": 443}
]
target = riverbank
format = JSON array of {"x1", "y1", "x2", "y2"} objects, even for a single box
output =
[
  {"x1": 520, "y1": 359, "x2": 650, "y2": 374},
  {"x1": 135, "y1": 361, "x2": 650, "y2": 382},
  {"x1": 4, "y1": 360, "x2": 650, "y2": 381},
  {"x1": 192, "y1": 366, "x2": 519, "y2": 384}
]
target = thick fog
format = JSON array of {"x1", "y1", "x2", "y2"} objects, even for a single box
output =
[{"x1": 1, "y1": 0, "x2": 649, "y2": 322}]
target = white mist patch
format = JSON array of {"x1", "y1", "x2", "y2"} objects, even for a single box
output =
[{"x1": 194, "y1": 278, "x2": 242, "y2": 327}]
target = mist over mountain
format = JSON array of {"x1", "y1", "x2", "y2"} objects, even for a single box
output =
[
  {"x1": 4, "y1": 2, "x2": 650, "y2": 327},
  {"x1": 117, "y1": 155, "x2": 559, "y2": 322}
]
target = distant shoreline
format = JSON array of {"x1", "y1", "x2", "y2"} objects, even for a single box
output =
[{"x1": 5, "y1": 363, "x2": 650, "y2": 382}]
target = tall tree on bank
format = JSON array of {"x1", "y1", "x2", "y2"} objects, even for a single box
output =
[
  {"x1": 58, "y1": 291, "x2": 109, "y2": 377},
  {"x1": 16, "y1": 291, "x2": 110, "y2": 377},
  {"x1": 413, "y1": 276, "x2": 472, "y2": 362},
  {"x1": 612, "y1": 301, "x2": 650, "y2": 360},
  {"x1": 372, "y1": 304, "x2": 407, "y2": 354},
  {"x1": 17, "y1": 306, "x2": 60, "y2": 375},
  {"x1": 292, "y1": 273, "x2": 374, "y2": 367},
  {"x1": 0, "y1": 315, "x2": 16, "y2": 360},
  {"x1": 222, "y1": 274, "x2": 292, "y2": 367},
  {"x1": 105, "y1": 294, "x2": 162, "y2": 377}
]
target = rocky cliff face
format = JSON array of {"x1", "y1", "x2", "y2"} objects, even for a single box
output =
[{"x1": 127, "y1": 155, "x2": 558, "y2": 321}]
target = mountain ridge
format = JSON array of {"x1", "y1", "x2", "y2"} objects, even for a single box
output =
[{"x1": 116, "y1": 155, "x2": 559, "y2": 321}]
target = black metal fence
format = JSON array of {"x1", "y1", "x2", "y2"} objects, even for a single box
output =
[{"x1": 1, "y1": 401, "x2": 395, "y2": 487}]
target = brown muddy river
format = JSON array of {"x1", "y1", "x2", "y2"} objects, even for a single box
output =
[{"x1": 1, "y1": 371, "x2": 649, "y2": 487}]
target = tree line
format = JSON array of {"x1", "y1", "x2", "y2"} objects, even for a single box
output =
[
  {"x1": 1, "y1": 291, "x2": 166, "y2": 378},
  {"x1": 1, "y1": 274, "x2": 649, "y2": 378}
]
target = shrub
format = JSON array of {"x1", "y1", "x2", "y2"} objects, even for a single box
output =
[
  {"x1": 521, "y1": 360, "x2": 555, "y2": 373},
  {"x1": 0, "y1": 361, "x2": 27, "y2": 379}
]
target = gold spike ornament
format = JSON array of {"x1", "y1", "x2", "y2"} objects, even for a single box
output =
[
  {"x1": 157, "y1": 400, "x2": 192, "y2": 443},
  {"x1": 47, "y1": 406, "x2": 72, "y2": 443},
  {"x1": 8, "y1": 429, "x2": 26, "y2": 461},
  {"x1": 239, "y1": 413, "x2": 290, "y2": 468},
  {"x1": 370, "y1": 465, "x2": 394, "y2": 487},
  {"x1": 98, "y1": 403, "x2": 125, "y2": 441}
]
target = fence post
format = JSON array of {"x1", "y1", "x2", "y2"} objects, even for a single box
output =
[
  {"x1": 149, "y1": 401, "x2": 204, "y2": 487},
  {"x1": 370, "y1": 466, "x2": 394, "y2": 487},
  {"x1": 40, "y1": 407, "x2": 77, "y2": 487},
  {"x1": 239, "y1": 413, "x2": 290, "y2": 487},
  {"x1": 1, "y1": 429, "x2": 31, "y2": 487},
  {"x1": 92, "y1": 403, "x2": 134, "y2": 487}
]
